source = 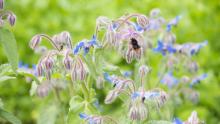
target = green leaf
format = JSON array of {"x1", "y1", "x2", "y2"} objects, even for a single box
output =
[
  {"x1": 0, "y1": 28, "x2": 18, "y2": 72},
  {"x1": 29, "y1": 81, "x2": 38, "y2": 96},
  {"x1": 0, "y1": 108, "x2": 22, "y2": 124},
  {"x1": 0, "y1": 98, "x2": 3, "y2": 108},
  {"x1": 69, "y1": 96, "x2": 84, "y2": 112},
  {"x1": 17, "y1": 69, "x2": 40, "y2": 84},
  {"x1": 0, "y1": 75, "x2": 16, "y2": 83},
  {"x1": 37, "y1": 103, "x2": 59, "y2": 124},
  {"x1": 0, "y1": 64, "x2": 13, "y2": 75}
]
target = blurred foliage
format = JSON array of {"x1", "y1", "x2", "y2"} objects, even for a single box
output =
[{"x1": 0, "y1": 0, "x2": 220, "y2": 123}]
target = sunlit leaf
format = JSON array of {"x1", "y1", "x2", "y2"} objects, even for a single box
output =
[
  {"x1": 0, "y1": 28, "x2": 18, "y2": 72},
  {"x1": 0, "y1": 98, "x2": 3, "y2": 109},
  {"x1": 29, "y1": 81, "x2": 38, "y2": 96},
  {"x1": 0, "y1": 108, "x2": 22, "y2": 124},
  {"x1": 37, "y1": 103, "x2": 59, "y2": 124},
  {"x1": 0, "y1": 75, "x2": 16, "y2": 83}
]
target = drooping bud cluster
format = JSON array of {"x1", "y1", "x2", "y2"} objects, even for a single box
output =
[
  {"x1": 0, "y1": 0, "x2": 16, "y2": 27},
  {"x1": 30, "y1": 31, "x2": 72, "y2": 51}
]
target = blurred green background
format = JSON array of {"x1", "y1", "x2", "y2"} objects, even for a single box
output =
[{"x1": 0, "y1": 0, "x2": 220, "y2": 123}]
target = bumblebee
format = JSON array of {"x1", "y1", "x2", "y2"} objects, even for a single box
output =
[{"x1": 130, "y1": 38, "x2": 140, "y2": 50}]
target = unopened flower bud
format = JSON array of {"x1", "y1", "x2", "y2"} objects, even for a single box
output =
[
  {"x1": 0, "y1": 0, "x2": 4, "y2": 9},
  {"x1": 7, "y1": 13, "x2": 16, "y2": 26},
  {"x1": 71, "y1": 57, "x2": 87, "y2": 81},
  {"x1": 139, "y1": 65, "x2": 150, "y2": 77},
  {"x1": 37, "y1": 82, "x2": 52, "y2": 98},
  {"x1": 137, "y1": 15, "x2": 149, "y2": 28},
  {"x1": 36, "y1": 62, "x2": 43, "y2": 76},
  {"x1": 61, "y1": 31, "x2": 71, "y2": 42},
  {"x1": 44, "y1": 57, "x2": 53, "y2": 70},
  {"x1": 61, "y1": 31, "x2": 72, "y2": 48},
  {"x1": 63, "y1": 56, "x2": 72, "y2": 70},
  {"x1": 30, "y1": 35, "x2": 42, "y2": 49},
  {"x1": 104, "y1": 90, "x2": 118, "y2": 104}
]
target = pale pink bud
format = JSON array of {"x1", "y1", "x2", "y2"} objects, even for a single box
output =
[
  {"x1": 63, "y1": 56, "x2": 72, "y2": 70},
  {"x1": 30, "y1": 35, "x2": 42, "y2": 49},
  {"x1": 44, "y1": 57, "x2": 53, "y2": 70},
  {"x1": 37, "y1": 82, "x2": 52, "y2": 97},
  {"x1": 139, "y1": 65, "x2": 150, "y2": 76},
  {"x1": 104, "y1": 90, "x2": 118, "y2": 104},
  {"x1": 36, "y1": 63, "x2": 43, "y2": 76},
  {"x1": 7, "y1": 13, "x2": 16, "y2": 26},
  {"x1": 71, "y1": 57, "x2": 87, "y2": 82},
  {"x1": 137, "y1": 15, "x2": 149, "y2": 28}
]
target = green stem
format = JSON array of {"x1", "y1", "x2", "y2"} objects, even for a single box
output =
[
  {"x1": 81, "y1": 82, "x2": 89, "y2": 101},
  {"x1": 54, "y1": 88, "x2": 65, "y2": 124}
]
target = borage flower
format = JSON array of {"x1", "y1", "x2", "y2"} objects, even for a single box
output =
[
  {"x1": 160, "y1": 72, "x2": 178, "y2": 88},
  {"x1": 79, "y1": 113, "x2": 117, "y2": 124},
  {"x1": 73, "y1": 35, "x2": 99, "y2": 55},
  {"x1": 175, "y1": 40, "x2": 208, "y2": 56},
  {"x1": 153, "y1": 40, "x2": 176, "y2": 56},
  {"x1": 166, "y1": 15, "x2": 181, "y2": 32},
  {"x1": 129, "y1": 89, "x2": 168, "y2": 120},
  {"x1": 190, "y1": 73, "x2": 207, "y2": 87}
]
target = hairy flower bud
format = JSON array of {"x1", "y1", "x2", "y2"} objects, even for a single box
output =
[
  {"x1": 63, "y1": 56, "x2": 72, "y2": 70},
  {"x1": 30, "y1": 35, "x2": 42, "y2": 49},
  {"x1": 137, "y1": 15, "x2": 149, "y2": 28},
  {"x1": 7, "y1": 13, "x2": 16, "y2": 26},
  {"x1": 71, "y1": 57, "x2": 87, "y2": 82},
  {"x1": 61, "y1": 31, "x2": 72, "y2": 48},
  {"x1": 0, "y1": 0, "x2": 4, "y2": 9},
  {"x1": 36, "y1": 62, "x2": 43, "y2": 76},
  {"x1": 104, "y1": 90, "x2": 118, "y2": 104},
  {"x1": 139, "y1": 65, "x2": 150, "y2": 77},
  {"x1": 37, "y1": 82, "x2": 52, "y2": 98},
  {"x1": 44, "y1": 57, "x2": 53, "y2": 71}
]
